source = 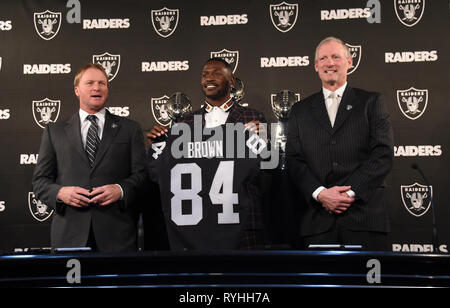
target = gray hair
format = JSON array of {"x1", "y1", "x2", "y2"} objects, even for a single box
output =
[{"x1": 314, "y1": 36, "x2": 351, "y2": 62}]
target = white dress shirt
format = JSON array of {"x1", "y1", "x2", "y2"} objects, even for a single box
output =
[
  {"x1": 204, "y1": 98, "x2": 233, "y2": 128},
  {"x1": 205, "y1": 107, "x2": 229, "y2": 128},
  {"x1": 312, "y1": 82, "x2": 355, "y2": 202},
  {"x1": 79, "y1": 108, "x2": 106, "y2": 148}
]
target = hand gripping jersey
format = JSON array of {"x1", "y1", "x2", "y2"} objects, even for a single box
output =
[{"x1": 148, "y1": 121, "x2": 267, "y2": 250}]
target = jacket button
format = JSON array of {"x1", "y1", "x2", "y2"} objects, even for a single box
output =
[
  {"x1": 331, "y1": 140, "x2": 336, "y2": 145},
  {"x1": 333, "y1": 162, "x2": 338, "y2": 167}
]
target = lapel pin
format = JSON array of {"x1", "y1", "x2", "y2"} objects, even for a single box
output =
[
  {"x1": 111, "y1": 123, "x2": 118, "y2": 128},
  {"x1": 347, "y1": 105, "x2": 353, "y2": 111}
]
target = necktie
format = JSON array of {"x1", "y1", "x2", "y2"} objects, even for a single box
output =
[
  {"x1": 85, "y1": 115, "x2": 100, "y2": 167},
  {"x1": 327, "y1": 92, "x2": 339, "y2": 127}
]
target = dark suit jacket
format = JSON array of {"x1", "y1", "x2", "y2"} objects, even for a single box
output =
[
  {"x1": 286, "y1": 87, "x2": 394, "y2": 236},
  {"x1": 177, "y1": 102, "x2": 267, "y2": 249},
  {"x1": 32, "y1": 109, "x2": 147, "y2": 252}
]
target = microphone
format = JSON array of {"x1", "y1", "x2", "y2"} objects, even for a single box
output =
[{"x1": 411, "y1": 163, "x2": 439, "y2": 253}]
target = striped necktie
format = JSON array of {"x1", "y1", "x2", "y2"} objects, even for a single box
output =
[{"x1": 85, "y1": 115, "x2": 100, "y2": 167}]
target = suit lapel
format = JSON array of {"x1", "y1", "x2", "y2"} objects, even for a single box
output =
[
  {"x1": 64, "y1": 113, "x2": 90, "y2": 167},
  {"x1": 91, "y1": 110, "x2": 121, "y2": 171},
  {"x1": 226, "y1": 104, "x2": 244, "y2": 123},
  {"x1": 310, "y1": 91, "x2": 333, "y2": 135},
  {"x1": 332, "y1": 86, "x2": 357, "y2": 133}
]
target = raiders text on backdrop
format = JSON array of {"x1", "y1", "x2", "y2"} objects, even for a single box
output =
[{"x1": 0, "y1": 0, "x2": 448, "y2": 252}]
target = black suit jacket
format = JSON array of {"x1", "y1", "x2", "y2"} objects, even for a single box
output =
[
  {"x1": 286, "y1": 87, "x2": 394, "y2": 236},
  {"x1": 32, "y1": 110, "x2": 147, "y2": 252}
]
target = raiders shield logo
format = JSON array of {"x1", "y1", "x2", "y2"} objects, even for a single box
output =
[
  {"x1": 34, "y1": 10, "x2": 62, "y2": 40},
  {"x1": 151, "y1": 7, "x2": 179, "y2": 38},
  {"x1": 93, "y1": 52, "x2": 121, "y2": 82},
  {"x1": 32, "y1": 98, "x2": 61, "y2": 128},
  {"x1": 210, "y1": 49, "x2": 239, "y2": 73},
  {"x1": 397, "y1": 87, "x2": 428, "y2": 120},
  {"x1": 394, "y1": 0, "x2": 425, "y2": 27},
  {"x1": 401, "y1": 183, "x2": 432, "y2": 217},
  {"x1": 151, "y1": 95, "x2": 172, "y2": 126},
  {"x1": 28, "y1": 192, "x2": 53, "y2": 222},
  {"x1": 270, "y1": 2, "x2": 299, "y2": 33},
  {"x1": 345, "y1": 44, "x2": 361, "y2": 75}
]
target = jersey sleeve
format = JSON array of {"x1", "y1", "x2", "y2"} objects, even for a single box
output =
[{"x1": 147, "y1": 139, "x2": 168, "y2": 185}]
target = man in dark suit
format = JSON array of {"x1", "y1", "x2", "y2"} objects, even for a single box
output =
[
  {"x1": 32, "y1": 63, "x2": 147, "y2": 253},
  {"x1": 286, "y1": 37, "x2": 394, "y2": 250},
  {"x1": 147, "y1": 58, "x2": 266, "y2": 249}
]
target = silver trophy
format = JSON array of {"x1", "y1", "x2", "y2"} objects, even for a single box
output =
[
  {"x1": 167, "y1": 92, "x2": 192, "y2": 123},
  {"x1": 230, "y1": 77, "x2": 244, "y2": 104},
  {"x1": 271, "y1": 90, "x2": 297, "y2": 170},
  {"x1": 153, "y1": 92, "x2": 192, "y2": 143}
]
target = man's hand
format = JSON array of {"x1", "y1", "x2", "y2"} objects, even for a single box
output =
[
  {"x1": 57, "y1": 186, "x2": 91, "y2": 208},
  {"x1": 317, "y1": 186, "x2": 355, "y2": 214},
  {"x1": 245, "y1": 120, "x2": 263, "y2": 133},
  {"x1": 245, "y1": 120, "x2": 267, "y2": 140},
  {"x1": 90, "y1": 185, "x2": 122, "y2": 206},
  {"x1": 146, "y1": 124, "x2": 168, "y2": 145}
]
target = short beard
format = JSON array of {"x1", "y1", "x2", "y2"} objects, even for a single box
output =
[{"x1": 203, "y1": 84, "x2": 230, "y2": 101}]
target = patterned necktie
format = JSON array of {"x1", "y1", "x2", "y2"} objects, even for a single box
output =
[
  {"x1": 327, "y1": 92, "x2": 339, "y2": 127},
  {"x1": 85, "y1": 115, "x2": 100, "y2": 167}
]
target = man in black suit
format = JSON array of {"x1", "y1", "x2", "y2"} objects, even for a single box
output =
[
  {"x1": 32, "y1": 63, "x2": 147, "y2": 253},
  {"x1": 147, "y1": 58, "x2": 266, "y2": 249},
  {"x1": 286, "y1": 37, "x2": 394, "y2": 250}
]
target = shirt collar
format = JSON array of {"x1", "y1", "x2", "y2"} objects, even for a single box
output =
[
  {"x1": 204, "y1": 97, "x2": 234, "y2": 113},
  {"x1": 79, "y1": 107, "x2": 106, "y2": 122},
  {"x1": 322, "y1": 82, "x2": 347, "y2": 99}
]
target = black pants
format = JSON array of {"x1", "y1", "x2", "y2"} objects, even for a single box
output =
[
  {"x1": 302, "y1": 221, "x2": 388, "y2": 251},
  {"x1": 86, "y1": 223, "x2": 98, "y2": 252}
]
